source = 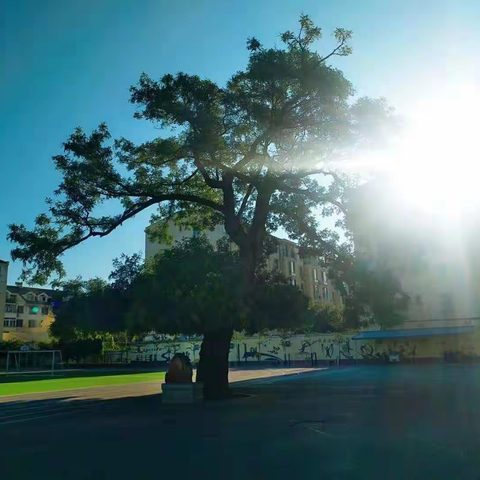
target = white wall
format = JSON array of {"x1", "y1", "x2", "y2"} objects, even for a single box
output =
[
  {"x1": 110, "y1": 333, "x2": 374, "y2": 364},
  {"x1": 348, "y1": 181, "x2": 480, "y2": 324},
  {"x1": 0, "y1": 262, "x2": 8, "y2": 340},
  {"x1": 145, "y1": 221, "x2": 227, "y2": 259}
]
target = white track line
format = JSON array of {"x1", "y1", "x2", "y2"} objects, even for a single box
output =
[
  {"x1": 0, "y1": 400, "x2": 102, "y2": 417},
  {"x1": 0, "y1": 403, "x2": 105, "y2": 426}
]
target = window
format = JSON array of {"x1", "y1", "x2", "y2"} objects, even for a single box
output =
[
  {"x1": 27, "y1": 293, "x2": 36, "y2": 301},
  {"x1": 16, "y1": 319, "x2": 23, "y2": 328},
  {"x1": 290, "y1": 278, "x2": 297, "y2": 286},
  {"x1": 323, "y1": 287, "x2": 329, "y2": 300},
  {"x1": 29, "y1": 306, "x2": 38, "y2": 314},
  {"x1": 289, "y1": 261, "x2": 296, "y2": 275},
  {"x1": 5, "y1": 305, "x2": 16, "y2": 313},
  {"x1": 415, "y1": 294, "x2": 423, "y2": 306},
  {"x1": 332, "y1": 291, "x2": 336, "y2": 302},
  {"x1": 28, "y1": 320, "x2": 37, "y2": 328},
  {"x1": 41, "y1": 307, "x2": 49, "y2": 315},
  {"x1": 192, "y1": 229, "x2": 200, "y2": 238},
  {"x1": 7, "y1": 294, "x2": 16, "y2": 303},
  {"x1": 273, "y1": 259, "x2": 279, "y2": 270},
  {"x1": 322, "y1": 271, "x2": 328, "y2": 284},
  {"x1": 4, "y1": 319, "x2": 16, "y2": 327},
  {"x1": 17, "y1": 306, "x2": 24, "y2": 314},
  {"x1": 313, "y1": 268, "x2": 318, "y2": 282}
]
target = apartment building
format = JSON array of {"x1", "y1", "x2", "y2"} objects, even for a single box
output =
[
  {"x1": 348, "y1": 180, "x2": 480, "y2": 326},
  {"x1": 145, "y1": 220, "x2": 341, "y2": 304},
  {"x1": 3, "y1": 283, "x2": 56, "y2": 344},
  {"x1": 0, "y1": 260, "x2": 8, "y2": 341},
  {"x1": 347, "y1": 180, "x2": 480, "y2": 360}
]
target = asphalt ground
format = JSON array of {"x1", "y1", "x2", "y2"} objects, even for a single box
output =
[
  {"x1": 0, "y1": 367, "x2": 320, "y2": 422},
  {"x1": 1, "y1": 365, "x2": 479, "y2": 479}
]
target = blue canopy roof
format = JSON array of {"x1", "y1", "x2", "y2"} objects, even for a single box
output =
[{"x1": 352, "y1": 326, "x2": 475, "y2": 340}]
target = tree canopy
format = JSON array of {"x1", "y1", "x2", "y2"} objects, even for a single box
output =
[
  {"x1": 328, "y1": 249, "x2": 409, "y2": 330},
  {"x1": 8, "y1": 14, "x2": 393, "y2": 286},
  {"x1": 52, "y1": 236, "x2": 311, "y2": 340}
]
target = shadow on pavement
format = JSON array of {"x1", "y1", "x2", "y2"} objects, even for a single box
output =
[{"x1": 1, "y1": 365, "x2": 480, "y2": 480}]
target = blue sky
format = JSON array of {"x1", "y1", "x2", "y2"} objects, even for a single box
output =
[{"x1": 1, "y1": 0, "x2": 479, "y2": 285}]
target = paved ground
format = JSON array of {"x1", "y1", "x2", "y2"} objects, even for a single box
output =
[
  {"x1": 1, "y1": 365, "x2": 480, "y2": 479},
  {"x1": 0, "y1": 366, "x2": 319, "y2": 405}
]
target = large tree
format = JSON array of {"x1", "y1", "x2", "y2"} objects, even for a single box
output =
[
  {"x1": 8, "y1": 15, "x2": 392, "y2": 392},
  {"x1": 53, "y1": 237, "x2": 309, "y2": 398}
]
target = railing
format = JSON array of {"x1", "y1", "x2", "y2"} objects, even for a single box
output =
[{"x1": 393, "y1": 317, "x2": 480, "y2": 330}]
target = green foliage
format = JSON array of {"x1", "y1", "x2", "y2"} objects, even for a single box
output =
[
  {"x1": 308, "y1": 301, "x2": 345, "y2": 332},
  {"x1": 329, "y1": 251, "x2": 409, "y2": 330},
  {"x1": 57, "y1": 339, "x2": 102, "y2": 363},
  {"x1": 127, "y1": 236, "x2": 245, "y2": 335},
  {"x1": 247, "y1": 281, "x2": 310, "y2": 334},
  {"x1": 50, "y1": 255, "x2": 144, "y2": 341},
  {"x1": 51, "y1": 236, "x2": 310, "y2": 339},
  {"x1": 231, "y1": 330, "x2": 246, "y2": 345},
  {"x1": 0, "y1": 339, "x2": 24, "y2": 351},
  {"x1": 7, "y1": 15, "x2": 394, "y2": 287},
  {"x1": 128, "y1": 235, "x2": 310, "y2": 335},
  {"x1": 278, "y1": 329, "x2": 294, "y2": 352}
]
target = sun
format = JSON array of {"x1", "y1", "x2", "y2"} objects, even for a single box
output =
[{"x1": 376, "y1": 84, "x2": 480, "y2": 219}]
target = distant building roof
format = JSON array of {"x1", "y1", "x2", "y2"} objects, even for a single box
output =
[
  {"x1": 6, "y1": 285, "x2": 58, "y2": 297},
  {"x1": 352, "y1": 326, "x2": 475, "y2": 340}
]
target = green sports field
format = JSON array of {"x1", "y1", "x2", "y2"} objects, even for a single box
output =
[{"x1": 0, "y1": 370, "x2": 166, "y2": 397}]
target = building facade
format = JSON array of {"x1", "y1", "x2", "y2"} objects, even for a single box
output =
[
  {"x1": 3, "y1": 283, "x2": 56, "y2": 344},
  {"x1": 347, "y1": 180, "x2": 480, "y2": 360},
  {"x1": 145, "y1": 220, "x2": 341, "y2": 304},
  {"x1": 0, "y1": 260, "x2": 8, "y2": 341}
]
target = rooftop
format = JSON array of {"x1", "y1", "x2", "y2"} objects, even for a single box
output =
[{"x1": 6, "y1": 285, "x2": 58, "y2": 297}]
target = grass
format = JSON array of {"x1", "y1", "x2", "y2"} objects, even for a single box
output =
[{"x1": 0, "y1": 370, "x2": 166, "y2": 397}]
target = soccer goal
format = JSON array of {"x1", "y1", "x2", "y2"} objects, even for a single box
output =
[{"x1": 5, "y1": 350, "x2": 64, "y2": 377}]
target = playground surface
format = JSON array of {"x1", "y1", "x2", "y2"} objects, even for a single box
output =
[
  {"x1": 0, "y1": 365, "x2": 319, "y2": 400},
  {"x1": 1, "y1": 365, "x2": 479, "y2": 479}
]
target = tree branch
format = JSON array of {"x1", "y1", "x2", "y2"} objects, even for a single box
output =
[
  {"x1": 276, "y1": 184, "x2": 347, "y2": 214},
  {"x1": 237, "y1": 184, "x2": 254, "y2": 219},
  {"x1": 278, "y1": 168, "x2": 343, "y2": 182},
  {"x1": 58, "y1": 194, "x2": 226, "y2": 255},
  {"x1": 319, "y1": 39, "x2": 347, "y2": 63},
  {"x1": 270, "y1": 205, "x2": 334, "y2": 253},
  {"x1": 234, "y1": 131, "x2": 269, "y2": 171}
]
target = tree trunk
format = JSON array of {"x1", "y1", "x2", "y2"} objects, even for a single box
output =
[{"x1": 196, "y1": 329, "x2": 233, "y2": 400}]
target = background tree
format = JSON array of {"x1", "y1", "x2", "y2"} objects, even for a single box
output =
[
  {"x1": 8, "y1": 15, "x2": 393, "y2": 394},
  {"x1": 329, "y1": 250, "x2": 409, "y2": 330},
  {"x1": 50, "y1": 253, "x2": 144, "y2": 341},
  {"x1": 308, "y1": 301, "x2": 345, "y2": 332}
]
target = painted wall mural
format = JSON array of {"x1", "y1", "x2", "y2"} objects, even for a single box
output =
[{"x1": 103, "y1": 330, "x2": 480, "y2": 364}]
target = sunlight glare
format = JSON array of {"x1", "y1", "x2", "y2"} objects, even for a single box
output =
[{"x1": 384, "y1": 84, "x2": 480, "y2": 219}]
